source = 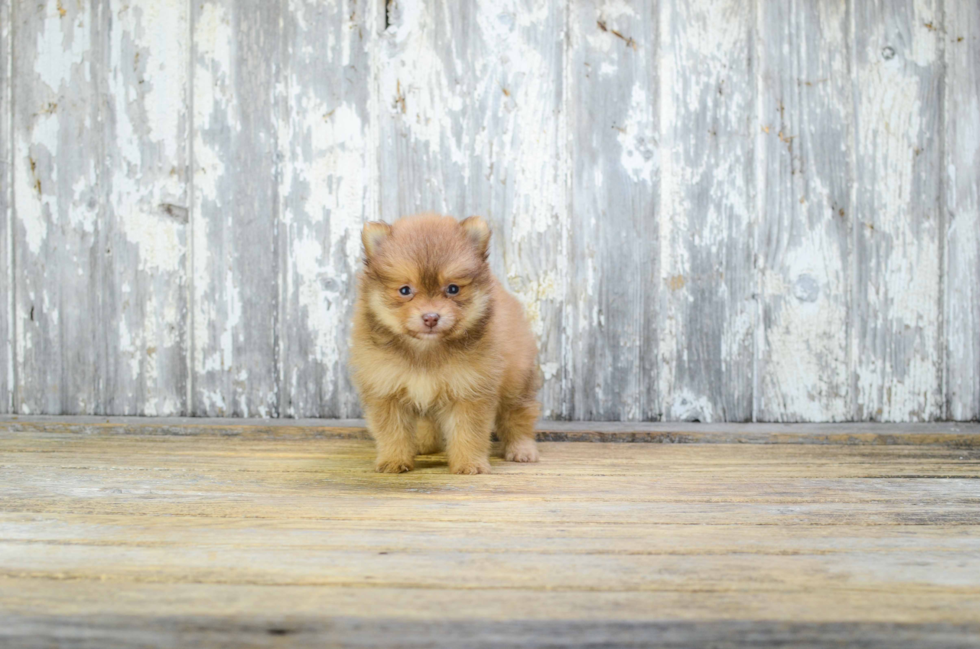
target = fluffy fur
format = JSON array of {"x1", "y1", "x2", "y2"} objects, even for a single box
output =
[{"x1": 350, "y1": 213, "x2": 541, "y2": 474}]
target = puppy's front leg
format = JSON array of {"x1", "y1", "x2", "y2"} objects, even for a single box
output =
[
  {"x1": 363, "y1": 397, "x2": 416, "y2": 473},
  {"x1": 443, "y1": 400, "x2": 494, "y2": 475}
]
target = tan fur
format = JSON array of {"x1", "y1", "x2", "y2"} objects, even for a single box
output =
[{"x1": 350, "y1": 213, "x2": 541, "y2": 474}]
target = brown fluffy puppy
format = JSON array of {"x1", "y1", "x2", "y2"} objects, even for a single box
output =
[{"x1": 350, "y1": 213, "x2": 540, "y2": 474}]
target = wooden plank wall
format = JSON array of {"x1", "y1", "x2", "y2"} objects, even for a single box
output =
[{"x1": 1, "y1": 0, "x2": 977, "y2": 422}]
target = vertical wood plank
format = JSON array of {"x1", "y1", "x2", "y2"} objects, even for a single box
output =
[
  {"x1": 945, "y1": 1, "x2": 980, "y2": 420},
  {"x1": 851, "y1": 0, "x2": 943, "y2": 421},
  {"x1": 658, "y1": 0, "x2": 755, "y2": 422},
  {"x1": 756, "y1": 0, "x2": 851, "y2": 421},
  {"x1": 378, "y1": 0, "x2": 566, "y2": 417},
  {"x1": 192, "y1": 0, "x2": 279, "y2": 417},
  {"x1": 565, "y1": 0, "x2": 658, "y2": 420},
  {"x1": 103, "y1": 0, "x2": 189, "y2": 415},
  {"x1": 0, "y1": 0, "x2": 11, "y2": 412},
  {"x1": 278, "y1": 0, "x2": 376, "y2": 418},
  {"x1": 12, "y1": 0, "x2": 105, "y2": 414}
]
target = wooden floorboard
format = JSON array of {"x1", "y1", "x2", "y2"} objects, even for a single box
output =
[{"x1": 1, "y1": 422, "x2": 979, "y2": 647}]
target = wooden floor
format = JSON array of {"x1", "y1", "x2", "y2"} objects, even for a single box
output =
[{"x1": 1, "y1": 419, "x2": 979, "y2": 648}]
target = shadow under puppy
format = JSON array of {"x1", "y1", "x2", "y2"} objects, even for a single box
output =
[{"x1": 350, "y1": 213, "x2": 541, "y2": 474}]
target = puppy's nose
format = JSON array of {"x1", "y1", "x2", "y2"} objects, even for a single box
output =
[{"x1": 421, "y1": 313, "x2": 440, "y2": 329}]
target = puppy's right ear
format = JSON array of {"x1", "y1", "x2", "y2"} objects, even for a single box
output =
[
  {"x1": 460, "y1": 215, "x2": 491, "y2": 259},
  {"x1": 362, "y1": 221, "x2": 391, "y2": 258}
]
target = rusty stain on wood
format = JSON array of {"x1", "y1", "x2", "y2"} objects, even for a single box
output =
[
  {"x1": 666, "y1": 275, "x2": 685, "y2": 291},
  {"x1": 596, "y1": 19, "x2": 637, "y2": 51}
]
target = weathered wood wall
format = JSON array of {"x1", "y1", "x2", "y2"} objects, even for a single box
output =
[{"x1": 1, "y1": 0, "x2": 978, "y2": 422}]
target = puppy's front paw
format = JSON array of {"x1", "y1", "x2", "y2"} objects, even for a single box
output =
[
  {"x1": 503, "y1": 438, "x2": 539, "y2": 463},
  {"x1": 451, "y1": 460, "x2": 491, "y2": 475},
  {"x1": 375, "y1": 457, "x2": 414, "y2": 473}
]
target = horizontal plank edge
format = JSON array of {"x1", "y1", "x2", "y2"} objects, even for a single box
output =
[{"x1": 1, "y1": 417, "x2": 979, "y2": 446}]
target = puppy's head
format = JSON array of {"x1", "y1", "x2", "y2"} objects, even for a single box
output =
[{"x1": 360, "y1": 213, "x2": 493, "y2": 346}]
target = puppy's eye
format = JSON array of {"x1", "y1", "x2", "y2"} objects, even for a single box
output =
[
  {"x1": 399, "y1": 286, "x2": 412, "y2": 296},
  {"x1": 446, "y1": 284, "x2": 460, "y2": 295}
]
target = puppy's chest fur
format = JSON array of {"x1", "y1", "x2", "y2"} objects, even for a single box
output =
[{"x1": 368, "y1": 350, "x2": 496, "y2": 413}]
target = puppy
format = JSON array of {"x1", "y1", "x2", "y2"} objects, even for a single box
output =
[{"x1": 350, "y1": 213, "x2": 541, "y2": 474}]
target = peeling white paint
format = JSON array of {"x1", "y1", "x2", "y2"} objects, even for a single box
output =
[
  {"x1": 120, "y1": 210, "x2": 183, "y2": 273},
  {"x1": 15, "y1": 141, "x2": 50, "y2": 256},
  {"x1": 617, "y1": 84, "x2": 657, "y2": 183},
  {"x1": 658, "y1": 0, "x2": 754, "y2": 421},
  {"x1": 16, "y1": 107, "x2": 64, "y2": 255},
  {"x1": 945, "y1": 1, "x2": 980, "y2": 420},
  {"x1": 507, "y1": 269, "x2": 559, "y2": 338},
  {"x1": 380, "y1": 0, "x2": 469, "y2": 183},
  {"x1": 192, "y1": 0, "x2": 234, "y2": 402},
  {"x1": 670, "y1": 390, "x2": 715, "y2": 422},
  {"x1": 274, "y1": 0, "x2": 377, "y2": 417},
  {"x1": 35, "y1": 5, "x2": 90, "y2": 92},
  {"x1": 540, "y1": 362, "x2": 559, "y2": 381},
  {"x1": 6, "y1": 0, "x2": 975, "y2": 422},
  {"x1": 126, "y1": 1, "x2": 188, "y2": 167},
  {"x1": 852, "y1": 0, "x2": 943, "y2": 421}
]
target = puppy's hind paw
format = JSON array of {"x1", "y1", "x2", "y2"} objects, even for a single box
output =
[
  {"x1": 375, "y1": 458, "x2": 414, "y2": 473},
  {"x1": 503, "y1": 438, "x2": 539, "y2": 463}
]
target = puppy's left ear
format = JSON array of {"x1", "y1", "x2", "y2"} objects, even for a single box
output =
[{"x1": 460, "y1": 216, "x2": 491, "y2": 259}]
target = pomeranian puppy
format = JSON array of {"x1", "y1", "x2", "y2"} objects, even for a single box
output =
[{"x1": 349, "y1": 213, "x2": 541, "y2": 474}]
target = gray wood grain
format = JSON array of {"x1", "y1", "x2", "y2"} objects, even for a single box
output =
[
  {"x1": 565, "y1": 1, "x2": 658, "y2": 420},
  {"x1": 756, "y1": 0, "x2": 851, "y2": 421},
  {"x1": 658, "y1": 0, "x2": 755, "y2": 422},
  {"x1": 191, "y1": 0, "x2": 279, "y2": 417},
  {"x1": 0, "y1": 0, "x2": 10, "y2": 413},
  {"x1": 377, "y1": 0, "x2": 565, "y2": 417},
  {"x1": 945, "y1": 2, "x2": 980, "y2": 421},
  {"x1": 851, "y1": 0, "x2": 944, "y2": 421},
  {"x1": 12, "y1": 0, "x2": 106, "y2": 414},
  {"x1": 103, "y1": 0, "x2": 189, "y2": 415},
  {"x1": 277, "y1": 0, "x2": 375, "y2": 418}
]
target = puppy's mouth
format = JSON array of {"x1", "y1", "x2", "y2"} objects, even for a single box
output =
[{"x1": 409, "y1": 325, "x2": 459, "y2": 341}]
